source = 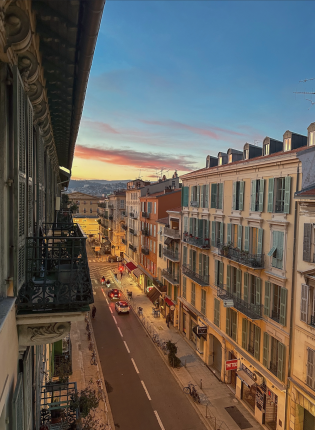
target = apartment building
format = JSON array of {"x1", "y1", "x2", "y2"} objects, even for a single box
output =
[
  {"x1": 139, "y1": 188, "x2": 181, "y2": 293},
  {"x1": 67, "y1": 191, "x2": 101, "y2": 216},
  {"x1": 180, "y1": 129, "x2": 315, "y2": 430},
  {"x1": 0, "y1": 1, "x2": 103, "y2": 429},
  {"x1": 107, "y1": 190, "x2": 126, "y2": 258},
  {"x1": 73, "y1": 214, "x2": 100, "y2": 239}
]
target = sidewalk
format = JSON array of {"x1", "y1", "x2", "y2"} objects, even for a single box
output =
[{"x1": 111, "y1": 271, "x2": 263, "y2": 430}]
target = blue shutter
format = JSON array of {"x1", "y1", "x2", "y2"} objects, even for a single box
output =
[
  {"x1": 284, "y1": 176, "x2": 291, "y2": 214},
  {"x1": 251, "y1": 180, "x2": 256, "y2": 211}
]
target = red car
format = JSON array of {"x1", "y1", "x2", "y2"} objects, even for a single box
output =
[{"x1": 108, "y1": 289, "x2": 121, "y2": 300}]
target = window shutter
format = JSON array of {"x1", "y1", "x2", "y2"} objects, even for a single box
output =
[
  {"x1": 220, "y1": 222, "x2": 224, "y2": 245},
  {"x1": 190, "y1": 186, "x2": 194, "y2": 205},
  {"x1": 227, "y1": 223, "x2": 232, "y2": 244},
  {"x1": 280, "y1": 287, "x2": 288, "y2": 326},
  {"x1": 189, "y1": 249, "x2": 192, "y2": 269},
  {"x1": 239, "y1": 181, "x2": 245, "y2": 211},
  {"x1": 218, "y1": 183, "x2": 223, "y2": 209},
  {"x1": 303, "y1": 224, "x2": 312, "y2": 262},
  {"x1": 12, "y1": 373, "x2": 24, "y2": 430},
  {"x1": 195, "y1": 218, "x2": 199, "y2": 237},
  {"x1": 198, "y1": 219, "x2": 203, "y2": 239},
  {"x1": 232, "y1": 182, "x2": 236, "y2": 210},
  {"x1": 263, "y1": 332, "x2": 270, "y2": 367},
  {"x1": 199, "y1": 253, "x2": 202, "y2": 275},
  {"x1": 254, "y1": 326, "x2": 261, "y2": 360},
  {"x1": 307, "y1": 348, "x2": 314, "y2": 388},
  {"x1": 232, "y1": 312, "x2": 237, "y2": 341},
  {"x1": 267, "y1": 178, "x2": 274, "y2": 213},
  {"x1": 183, "y1": 246, "x2": 187, "y2": 264},
  {"x1": 237, "y1": 225, "x2": 243, "y2": 250},
  {"x1": 159, "y1": 244, "x2": 162, "y2": 258},
  {"x1": 277, "y1": 342, "x2": 285, "y2": 382},
  {"x1": 242, "y1": 318, "x2": 248, "y2": 349},
  {"x1": 205, "y1": 184, "x2": 209, "y2": 208},
  {"x1": 244, "y1": 226, "x2": 249, "y2": 252},
  {"x1": 284, "y1": 176, "x2": 291, "y2": 214},
  {"x1": 271, "y1": 231, "x2": 278, "y2": 267},
  {"x1": 197, "y1": 185, "x2": 200, "y2": 206},
  {"x1": 277, "y1": 231, "x2": 284, "y2": 269},
  {"x1": 211, "y1": 221, "x2": 216, "y2": 246},
  {"x1": 226, "y1": 265, "x2": 231, "y2": 293},
  {"x1": 184, "y1": 216, "x2": 188, "y2": 233},
  {"x1": 219, "y1": 261, "x2": 224, "y2": 287},
  {"x1": 255, "y1": 277, "x2": 261, "y2": 306},
  {"x1": 226, "y1": 308, "x2": 231, "y2": 335},
  {"x1": 211, "y1": 183, "x2": 217, "y2": 208},
  {"x1": 215, "y1": 260, "x2": 219, "y2": 286},
  {"x1": 214, "y1": 298, "x2": 220, "y2": 327},
  {"x1": 189, "y1": 218, "x2": 193, "y2": 234},
  {"x1": 205, "y1": 256, "x2": 209, "y2": 279},
  {"x1": 259, "y1": 179, "x2": 264, "y2": 212},
  {"x1": 243, "y1": 272, "x2": 249, "y2": 302},
  {"x1": 301, "y1": 284, "x2": 309, "y2": 323},
  {"x1": 206, "y1": 220, "x2": 210, "y2": 239},
  {"x1": 257, "y1": 228, "x2": 263, "y2": 255},
  {"x1": 236, "y1": 269, "x2": 242, "y2": 299},
  {"x1": 264, "y1": 281, "x2": 271, "y2": 317},
  {"x1": 251, "y1": 180, "x2": 256, "y2": 211},
  {"x1": 200, "y1": 185, "x2": 204, "y2": 208},
  {"x1": 183, "y1": 276, "x2": 187, "y2": 298}
]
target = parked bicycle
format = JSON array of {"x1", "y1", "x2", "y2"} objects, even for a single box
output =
[
  {"x1": 183, "y1": 383, "x2": 201, "y2": 403},
  {"x1": 90, "y1": 351, "x2": 97, "y2": 365},
  {"x1": 137, "y1": 306, "x2": 143, "y2": 317},
  {"x1": 88, "y1": 341, "x2": 94, "y2": 351},
  {"x1": 152, "y1": 333, "x2": 160, "y2": 344}
]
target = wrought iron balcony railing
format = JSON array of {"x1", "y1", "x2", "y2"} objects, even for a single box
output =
[
  {"x1": 162, "y1": 269, "x2": 180, "y2": 285},
  {"x1": 183, "y1": 234, "x2": 210, "y2": 249},
  {"x1": 141, "y1": 228, "x2": 149, "y2": 236},
  {"x1": 310, "y1": 315, "x2": 315, "y2": 328},
  {"x1": 57, "y1": 210, "x2": 73, "y2": 224},
  {"x1": 164, "y1": 227, "x2": 180, "y2": 239},
  {"x1": 109, "y1": 215, "x2": 113, "y2": 220},
  {"x1": 190, "y1": 201, "x2": 199, "y2": 208},
  {"x1": 182, "y1": 263, "x2": 209, "y2": 286},
  {"x1": 218, "y1": 244, "x2": 264, "y2": 269},
  {"x1": 129, "y1": 212, "x2": 137, "y2": 219},
  {"x1": 122, "y1": 238, "x2": 126, "y2": 245},
  {"x1": 141, "y1": 247, "x2": 149, "y2": 255},
  {"x1": 129, "y1": 243, "x2": 137, "y2": 252},
  {"x1": 142, "y1": 211, "x2": 150, "y2": 218},
  {"x1": 216, "y1": 286, "x2": 262, "y2": 320},
  {"x1": 163, "y1": 248, "x2": 180, "y2": 262},
  {"x1": 121, "y1": 224, "x2": 127, "y2": 231},
  {"x1": 17, "y1": 223, "x2": 93, "y2": 312}
]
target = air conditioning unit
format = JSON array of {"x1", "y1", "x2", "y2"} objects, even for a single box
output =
[{"x1": 252, "y1": 371, "x2": 264, "y2": 385}]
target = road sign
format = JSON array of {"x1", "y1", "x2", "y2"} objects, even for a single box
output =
[
  {"x1": 95, "y1": 246, "x2": 100, "y2": 252},
  {"x1": 225, "y1": 359, "x2": 238, "y2": 371},
  {"x1": 223, "y1": 299, "x2": 234, "y2": 308},
  {"x1": 197, "y1": 326, "x2": 207, "y2": 335}
]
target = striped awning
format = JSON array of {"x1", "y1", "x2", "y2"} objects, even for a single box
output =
[{"x1": 126, "y1": 262, "x2": 137, "y2": 272}]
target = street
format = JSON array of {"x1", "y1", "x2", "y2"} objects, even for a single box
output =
[{"x1": 88, "y1": 260, "x2": 206, "y2": 430}]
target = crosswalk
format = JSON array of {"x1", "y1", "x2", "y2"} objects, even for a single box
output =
[{"x1": 88, "y1": 261, "x2": 116, "y2": 287}]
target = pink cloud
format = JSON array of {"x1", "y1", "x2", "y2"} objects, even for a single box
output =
[{"x1": 81, "y1": 118, "x2": 119, "y2": 134}]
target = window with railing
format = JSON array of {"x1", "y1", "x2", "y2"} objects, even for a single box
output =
[
  {"x1": 242, "y1": 319, "x2": 260, "y2": 360},
  {"x1": 262, "y1": 332, "x2": 285, "y2": 381},
  {"x1": 226, "y1": 308, "x2": 237, "y2": 341}
]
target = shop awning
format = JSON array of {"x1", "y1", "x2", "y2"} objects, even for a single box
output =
[
  {"x1": 192, "y1": 325, "x2": 207, "y2": 340},
  {"x1": 164, "y1": 297, "x2": 175, "y2": 307},
  {"x1": 164, "y1": 237, "x2": 172, "y2": 245},
  {"x1": 147, "y1": 287, "x2": 161, "y2": 303},
  {"x1": 133, "y1": 268, "x2": 143, "y2": 278},
  {"x1": 126, "y1": 262, "x2": 137, "y2": 272},
  {"x1": 237, "y1": 370, "x2": 255, "y2": 387}
]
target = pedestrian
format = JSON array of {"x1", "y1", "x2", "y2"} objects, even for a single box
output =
[
  {"x1": 166, "y1": 313, "x2": 170, "y2": 328},
  {"x1": 91, "y1": 305, "x2": 96, "y2": 319}
]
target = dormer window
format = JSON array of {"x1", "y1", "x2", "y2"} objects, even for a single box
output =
[
  {"x1": 264, "y1": 144, "x2": 270, "y2": 156},
  {"x1": 309, "y1": 131, "x2": 315, "y2": 146},
  {"x1": 284, "y1": 138, "x2": 291, "y2": 152},
  {"x1": 228, "y1": 154, "x2": 232, "y2": 163},
  {"x1": 218, "y1": 157, "x2": 222, "y2": 166},
  {"x1": 244, "y1": 149, "x2": 249, "y2": 160}
]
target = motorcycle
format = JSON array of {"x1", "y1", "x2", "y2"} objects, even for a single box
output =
[{"x1": 101, "y1": 277, "x2": 105, "y2": 285}]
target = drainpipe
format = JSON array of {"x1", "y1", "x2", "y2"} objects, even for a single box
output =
[{"x1": 285, "y1": 164, "x2": 299, "y2": 430}]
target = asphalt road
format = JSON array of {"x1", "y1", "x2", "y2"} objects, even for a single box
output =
[{"x1": 90, "y1": 263, "x2": 206, "y2": 430}]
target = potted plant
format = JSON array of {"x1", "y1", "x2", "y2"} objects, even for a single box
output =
[
  {"x1": 166, "y1": 340, "x2": 181, "y2": 368},
  {"x1": 70, "y1": 383, "x2": 100, "y2": 418},
  {"x1": 220, "y1": 244, "x2": 230, "y2": 257}
]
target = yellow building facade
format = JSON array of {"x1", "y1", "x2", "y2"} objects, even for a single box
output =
[{"x1": 73, "y1": 215, "x2": 100, "y2": 238}]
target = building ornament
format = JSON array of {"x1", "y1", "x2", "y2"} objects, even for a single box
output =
[{"x1": 19, "y1": 322, "x2": 70, "y2": 346}]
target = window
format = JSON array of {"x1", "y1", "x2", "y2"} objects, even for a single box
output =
[
  {"x1": 268, "y1": 231, "x2": 284, "y2": 269},
  {"x1": 168, "y1": 282, "x2": 172, "y2": 297},
  {"x1": 242, "y1": 319, "x2": 260, "y2": 359},
  {"x1": 201, "y1": 289, "x2": 206, "y2": 315},
  {"x1": 214, "y1": 298, "x2": 220, "y2": 327},
  {"x1": 190, "y1": 186, "x2": 199, "y2": 207},
  {"x1": 199, "y1": 253, "x2": 209, "y2": 283},
  {"x1": 303, "y1": 223, "x2": 315, "y2": 263},
  {"x1": 159, "y1": 244, "x2": 162, "y2": 258},
  {"x1": 243, "y1": 226, "x2": 263, "y2": 256},
  {"x1": 228, "y1": 154, "x2": 233, "y2": 163},
  {"x1": 267, "y1": 177, "x2": 291, "y2": 214},
  {"x1": 189, "y1": 249, "x2": 197, "y2": 272},
  {"x1": 244, "y1": 149, "x2": 249, "y2": 160},
  {"x1": 214, "y1": 260, "x2": 224, "y2": 288},
  {"x1": 227, "y1": 223, "x2": 242, "y2": 248},
  {"x1": 183, "y1": 276, "x2": 187, "y2": 299},
  {"x1": 226, "y1": 308, "x2": 237, "y2": 341},
  {"x1": 84, "y1": 201, "x2": 86, "y2": 204},
  {"x1": 84, "y1": 209, "x2": 86, "y2": 213},
  {"x1": 300, "y1": 284, "x2": 315, "y2": 327},
  {"x1": 211, "y1": 183, "x2": 223, "y2": 209},
  {"x1": 191, "y1": 283, "x2": 196, "y2": 307},
  {"x1": 307, "y1": 348, "x2": 315, "y2": 389},
  {"x1": 154, "y1": 202, "x2": 156, "y2": 214},
  {"x1": 200, "y1": 184, "x2": 209, "y2": 208},
  {"x1": 148, "y1": 202, "x2": 152, "y2": 213},
  {"x1": 244, "y1": 273, "x2": 261, "y2": 307},
  {"x1": 310, "y1": 131, "x2": 315, "y2": 147},
  {"x1": 150, "y1": 224, "x2": 152, "y2": 236},
  {"x1": 250, "y1": 179, "x2": 264, "y2": 212},
  {"x1": 232, "y1": 181, "x2": 244, "y2": 211},
  {"x1": 264, "y1": 143, "x2": 270, "y2": 156},
  {"x1": 227, "y1": 266, "x2": 241, "y2": 298},
  {"x1": 211, "y1": 220, "x2": 223, "y2": 247},
  {"x1": 284, "y1": 138, "x2": 291, "y2": 152},
  {"x1": 263, "y1": 333, "x2": 285, "y2": 381},
  {"x1": 149, "y1": 240, "x2": 152, "y2": 251},
  {"x1": 218, "y1": 157, "x2": 222, "y2": 166},
  {"x1": 154, "y1": 225, "x2": 156, "y2": 237},
  {"x1": 264, "y1": 281, "x2": 287, "y2": 326},
  {"x1": 90, "y1": 209, "x2": 92, "y2": 213},
  {"x1": 90, "y1": 201, "x2": 93, "y2": 205},
  {"x1": 153, "y1": 241, "x2": 156, "y2": 254}
]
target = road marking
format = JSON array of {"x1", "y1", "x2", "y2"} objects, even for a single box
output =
[
  {"x1": 124, "y1": 341, "x2": 130, "y2": 353},
  {"x1": 109, "y1": 308, "x2": 113, "y2": 314},
  {"x1": 105, "y1": 298, "x2": 109, "y2": 304},
  {"x1": 118, "y1": 327, "x2": 123, "y2": 337},
  {"x1": 154, "y1": 411, "x2": 165, "y2": 430},
  {"x1": 141, "y1": 380, "x2": 151, "y2": 400},
  {"x1": 131, "y1": 358, "x2": 140, "y2": 374},
  {"x1": 113, "y1": 316, "x2": 117, "y2": 324}
]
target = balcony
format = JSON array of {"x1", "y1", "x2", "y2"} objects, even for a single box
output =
[
  {"x1": 16, "y1": 223, "x2": 93, "y2": 313},
  {"x1": 218, "y1": 244, "x2": 264, "y2": 269},
  {"x1": 141, "y1": 228, "x2": 149, "y2": 236},
  {"x1": 162, "y1": 269, "x2": 179, "y2": 285},
  {"x1": 141, "y1": 247, "x2": 149, "y2": 255},
  {"x1": 121, "y1": 224, "x2": 127, "y2": 231},
  {"x1": 163, "y1": 248, "x2": 180, "y2": 262},
  {"x1": 109, "y1": 215, "x2": 113, "y2": 221},
  {"x1": 182, "y1": 263, "x2": 209, "y2": 286},
  {"x1": 122, "y1": 238, "x2": 126, "y2": 245},
  {"x1": 129, "y1": 228, "x2": 137, "y2": 236},
  {"x1": 190, "y1": 201, "x2": 199, "y2": 208},
  {"x1": 57, "y1": 210, "x2": 73, "y2": 224},
  {"x1": 164, "y1": 227, "x2": 180, "y2": 240},
  {"x1": 216, "y1": 286, "x2": 263, "y2": 320},
  {"x1": 129, "y1": 243, "x2": 137, "y2": 252},
  {"x1": 142, "y1": 211, "x2": 150, "y2": 219},
  {"x1": 130, "y1": 212, "x2": 137, "y2": 219},
  {"x1": 271, "y1": 310, "x2": 280, "y2": 324},
  {"x1": 108, "y1": 204, "x2": 114, "y2": 209},
  {"x1": 183, "y1": 234, "x2": 210, "y2": 249}
]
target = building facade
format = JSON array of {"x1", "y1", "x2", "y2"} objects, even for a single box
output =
[
  {"x1": 67, "y1": 191, "x2": 101, "y2": 216},
  {"x1": 107, "y1": 190, "x2": 126, "y2": 258},
  {"x1": 73, "y1": 214, "x2": 100, "y2": 239}
]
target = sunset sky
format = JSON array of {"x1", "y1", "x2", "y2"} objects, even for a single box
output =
[{"x1": 73, "y1": 1, "x2": 315, "y2": 181}]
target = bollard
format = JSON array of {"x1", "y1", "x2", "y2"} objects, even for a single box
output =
[{"x1": 200, "y1": 378, "x2": 202, "y2": 389}]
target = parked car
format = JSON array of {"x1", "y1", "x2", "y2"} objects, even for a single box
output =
[
  {"x1": 108, "y1": 255, "x2": 122, "y2": 263},
  {"x1": 108, "y1": 289, "x2": 121, "y2": 300},
  {"x1": 115, "y1": 301, "x2": 130, "y2": 314}
]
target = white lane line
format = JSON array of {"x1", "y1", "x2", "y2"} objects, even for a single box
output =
[
  {"x1": 131, "y1": 358, "x2": 140, "y2": 374},
  {"x1": 118, "y1": 327, "x2": 123, "y2": 337},
  {"x1": 101, "y1": 289, "x2": 106, "y2": 297},
  {"x1": 112, "y1": 316, "x2": 117, "y2": 324},
  {"x1": 109, "y1": 308, "x2": 113, "y2": 314},
  {"x1": 105, "y1": 298, "x2": 109, "y2": 305},
  {"x1": 124, "y1": 341, "x2": 130, "y2": 353},
  {"x1": 141, "y1": 380, "x2": 151, "y2": 400},
  {"x1": 154, "y1": 411, "x2": 165, "y2": 430}
]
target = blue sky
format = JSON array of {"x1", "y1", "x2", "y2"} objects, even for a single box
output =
[{"x1": 73, "y1": 1, "x2": 315, "y2": 180}]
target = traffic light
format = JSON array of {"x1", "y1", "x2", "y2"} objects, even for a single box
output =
[{"x1": 119, "y1": 266, "x2": 123, "y2": 272}]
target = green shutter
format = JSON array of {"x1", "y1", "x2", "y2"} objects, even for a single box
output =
[
  {"x1": 190, "y1": 186, "x2": 194, "y2": 205},
  {"x1": 219, "y1": 222, "x2": 224, "y2": 245},
  {"x1": 251, "y1": 180, "x2": 256, "y2": 211},
  {"x1": 242, "y1": 319, "x2": 248, "y2": 350},
  {"x1": 257, "y1": 228, "x2": 263, "y2": 255},
  {"x1": 197, "y1": 185, "x2": 200, "y2": 206},
  {"x1": 211, "y1": 221, "x2": 216, "y2": 246},
  {"x1": 226, "y1": 265, "x2": 231, "y2": 293},
  {"x1": 199, "y1": 253, "x2": 202, "y2": 276},
  {"x1": 215, "y1": 260, "x2": 219, "y2": 286},
  {"x1": 267, "y1": 178, "x2": 274, "y2": 213},
  {"x1": 243, "y1": 272, "x2": 248, "y2": 302},
  {"x1": 255, "y1": 277, "x2": 261, "y2": 306},
  {"x1": 184, "y1": 216, "x2": 188, "y2": 233},
  {"x1": 227, "y1": 223, "x2": 232, "y2": 244},
  {"x1": 211, "y1": 183, "x2": 217, "y2": 208},
  {"x1": 237, "y1": 225, "x2": 243, "y2": 250},
  {"x1": 284, "y1": 176, "x2": 291, "y2": 214},
  {"x1": 263, "y1": 332, "x2": 270, "y2": 367},
  {"x1": 189, "y1": 217, "x2": 193, "y2": 234},
  {"x1": 205, "y1": 184, "x2": 209, "y2": 208},
  {"x1": 232, "y1": 311, "x2": 237, "y2": 341},
  {"x1": 195, "y1": 218, "x2": 199, "y2": 237},
  {"x1": 239, "y1": 181, "x2": 245, "y2": 211},
  {"x1": 189, "y1": 249, "x2": 192, "y2": 269},
  {"x1": 219, "y1": 261, "x2": 224, "y2": 287},
  {"x1": 280, "y1": 287, "x2": 288, "y2": 326},
  {"x1": 205, "y1": 256, "x2": 209, "y2": 280},
  {"x1": 254, "y1": 326, "x2": 261, "y2": 360},
  {"x1": 236, "y1": 269, "x2": 241, "y2": 299},
  {"x1": 183, "y1": 276, "x2": 186, "y2": 298},
  {"x1": 277, "y1": 231, "x2": 284, "y2": 269},
  {"x1": 244, "y1": 226, "x2": 249, "y2": 251},
  {"x1": 198, "y1": 219, "x2": 204, "y2": 239},
  {"x1": 218, "y1": 183, "x2": 223, "y2": 209},
  {"x1": 226, "y1": 308, "x2": 230, "y2": 335},
  {"x1": 200, "y1": 185, "x2": 204, "y2": 208},
  {"x1": 205, "y1": 220, "x2": 210, "y2": 239},
  {"x1": 183, "y1": 246, "x2": 187, "y2": 264},
  {"x1": 259, "y1": 179, "x2": 264, "y2": 212},
  {"x1": 277, "y1": 342, "x2": 285, "y2": 382},
  {"x1": 264, "y1": 281, "x2": 271, "y2": 317},
  {"x1": 214, "y1": 298, "x2": 220, "y2": 327},
  {"x1": 232, "y1": 182, "x2": 236, "y2": 210}
]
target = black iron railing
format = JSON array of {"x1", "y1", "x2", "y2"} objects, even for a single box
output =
[
  {"x1": 121, "y1": 224, "x2": 127, "y2": 231},
  {"x1": 142, "y1": 212, "x2": 150, "y2": 218},
  {"x1": 122, "y1": 238, "x2": 126, "y2": 245},
  {"x1": 163, "y1": 248, "x2": 180, "y2": 261},
  {"x1": 183, "y1": 234, "x2": 210, "y2": 249},
  {"x1": 164, "y1": 227, "x2": 180, "y2": 239},
  {"x1": 162, "y1": 269, "x2": 180, "y2": 285},
  {"x1": 109, "y1": 216, "x2": 113, "y2": 220},
  {"x1": 57, "y1": 210, "x2": 73, "y2": 224},
  {"x1": 218, "y1": 244, "x2": 264, "y2": 269},
  {"x1": 141, "y1": 228, "x2": 149, "y2": 236},
  {"x1": 129, "y1": 228, "x2": 135, "y2": 234},
  {"x1": 141, "y1": 247, "x2": 149, "y2": 255},
  {"x1": 17, "y1": 223, "x2": 93, "y2": 312},
  {"x1": 271, "y1": 310, "x2": 280, "y2": 323},
  {"x1": 54, "y1": 337, "x2": 72, "y2": 377},
  {"x1": 182, "y1": 263, "x2": 209, "y2": 286},
  {"x1": 217, "y1": 286, "x2": 262, "y2": 320},
  {"x1": 129, "y1": 244, "x2": 137, "y2": 252}
]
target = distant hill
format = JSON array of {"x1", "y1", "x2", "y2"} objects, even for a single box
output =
[{"x1": 67, "y1": 179, "x2": 130, "y2": 197}]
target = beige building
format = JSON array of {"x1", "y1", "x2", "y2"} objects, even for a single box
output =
[
  {"x1": 107, "y1": 190, "x2": 126, "y2": 258},
  {"x1": 180, "y1": 129, "x2": 315, "y2": 430},
  {"x1": 73, "y1": 214, "x2": 99, "y2": 239},
  {"x1": 67, "y1": 191, "x2": 101, "y2": 216}
]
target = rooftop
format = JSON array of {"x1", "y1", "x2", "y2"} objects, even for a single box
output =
[
  {"x1": 157, "y1": 217, "x2": 169, "y2": 225},
  {"x1": 140, "y1": 189, "x2": 181, "y2": 199},
  {"x1": 295, "y1": 184, "x2": 315, "y2": 199}
]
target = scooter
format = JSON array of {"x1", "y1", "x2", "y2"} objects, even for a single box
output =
[
  {"x1": 106, "y1": 279, "x2": 111, "y2": 288},
  {"x1": 101, "y1": 277, "x2": 105, "y2": 285}
]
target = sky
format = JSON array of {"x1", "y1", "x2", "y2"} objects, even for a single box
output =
[{"x1": 73, "y1": 1, "x2": 315, "y2": 181}]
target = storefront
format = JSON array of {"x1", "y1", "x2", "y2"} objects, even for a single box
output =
[
  {"x1": 164, "y1": 297, "x2": 175, "y2": 324},
  {"x1": 211, "y1": 335, "x2": 222, "y2": 375}
]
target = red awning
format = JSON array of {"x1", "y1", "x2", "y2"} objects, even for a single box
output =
[
  {"x1": 125, "y1": 262, "x2": 137, "y2": 272},
  {"x1": 164, "y1": 297, "x2": 175, "y2": 307}
]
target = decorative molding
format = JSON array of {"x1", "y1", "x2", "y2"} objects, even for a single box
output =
[
  {"x1": 264, "y1": 270, "x2": 287, "y2": 287},
  {"x1": 18, "y1": 322, "x2": 70, "y2": 346}
]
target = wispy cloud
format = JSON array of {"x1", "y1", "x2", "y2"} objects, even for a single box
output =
[
  {"x1": 74, "y1": 145, "x2": 198, "y2": 172},
  {"x1": 81, "y1": 118, "x2": 119, "y2": 134}
]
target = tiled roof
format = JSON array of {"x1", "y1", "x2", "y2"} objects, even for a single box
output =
[
  {"x1": 157, "y1": 217, "x2": 169, "y2": 224},
  {"x1": 295, "y1": 184, "x2": 315, "y2": 198},
  {"x1": 140, "y1": 189, "x2": 181, "y2": 199},
  {"x1": 167, "y1": 207, "x2": 181, "y2": 213}
]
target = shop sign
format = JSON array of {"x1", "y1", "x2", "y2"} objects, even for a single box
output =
[
  {"x1": 197, "y1": 326, "x2": 207, "y2": 335},
  {"x1": 170, "y1": 306, "x2": 175, "y2": 311},
  {"x1": 95, "y1": 247, "x2": 100, "y2": 252},
  {"x1": 223, "y1": 299, "x2": 234, "y2": 308},
  {"x1": 147, "y1": 286, "x2": 153, "y2": 293},
  {"x1": 225, "y1": 359, "x2": 238, "y2": 371}
]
